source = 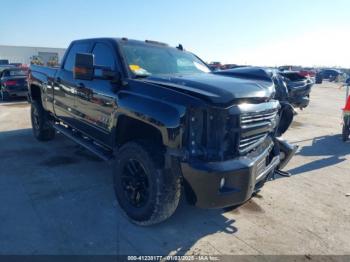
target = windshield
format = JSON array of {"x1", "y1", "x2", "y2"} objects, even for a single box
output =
[{"x1": 120, "y1": 42, "x2": 210, "y2": 77}]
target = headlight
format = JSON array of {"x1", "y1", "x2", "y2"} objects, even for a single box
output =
[
  {"x1": 188, "y1": 108, "x2": 205, "y2": 158},
  {"x1": 187, "y1": 107, "x2": 238, "y2": 161}
]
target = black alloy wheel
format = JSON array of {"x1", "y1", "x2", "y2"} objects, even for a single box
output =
[
  {"x1": 121, "y1": 158, "x2": 150, "y2": 208},
  {"x1": 113, "y1": 141, "x2": 181, "y2": 226}
]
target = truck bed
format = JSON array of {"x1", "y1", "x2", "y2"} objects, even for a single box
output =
[{"x1": 30, "y1": 65, "x2": 58, "y2": 81}]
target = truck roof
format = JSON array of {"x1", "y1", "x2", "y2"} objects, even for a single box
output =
[{"x1": 72, "y1": 37, "x2": 170, "y2": 48}]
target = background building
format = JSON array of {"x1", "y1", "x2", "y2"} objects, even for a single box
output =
[{"x1": 0, "y1": 45, "x2": 66, "y2": 67}]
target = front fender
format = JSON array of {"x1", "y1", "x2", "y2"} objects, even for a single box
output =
[{"x1": 116, "y1": 90, "x2": 187, "y2": 148}]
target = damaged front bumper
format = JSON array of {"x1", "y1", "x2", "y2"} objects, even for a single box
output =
[{"x1": 181, "y1": 141, "x2": 280, "y2": 209}]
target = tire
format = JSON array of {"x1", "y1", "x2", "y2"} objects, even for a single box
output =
[
  {"x1": 342, "y1": 119, "x2": 350, "y2": 142},
  {"x1": 1, "y1": 90, "x2": 9, "y2": 101},
  {"x1": 113, "y1": 141, "x2": 181, "y2": 226},
  {"x1": 31, "y1": 100, "x2": 55, "y2": 141}
]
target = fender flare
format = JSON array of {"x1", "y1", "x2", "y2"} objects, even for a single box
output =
[{"x1": 115, "y1": 91, "x2": 187, "y2": 148}]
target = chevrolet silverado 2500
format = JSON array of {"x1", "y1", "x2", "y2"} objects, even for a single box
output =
[{"x1": 28, "y1": 38, "x2": 296, "y2": 225}]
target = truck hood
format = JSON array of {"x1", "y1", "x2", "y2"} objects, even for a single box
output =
[{"x1": 141, "y1": 73, "x2": 275, "y2": 106}]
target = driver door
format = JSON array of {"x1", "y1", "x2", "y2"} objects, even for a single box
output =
[{"x1": 74, "y1": 41, "x2": 120, "y2": 147}]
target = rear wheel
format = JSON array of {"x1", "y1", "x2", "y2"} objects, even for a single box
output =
[
  {"x1": 113, "y1": 141, "x2": 181, "y2": 226},
  {"x1": 31, "y1": 100, "x2": 55, "y2": 141}
]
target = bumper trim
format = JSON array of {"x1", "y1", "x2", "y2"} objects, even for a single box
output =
[{"x1": 256, "y1": 155, "x2": 280, "y2": 181}]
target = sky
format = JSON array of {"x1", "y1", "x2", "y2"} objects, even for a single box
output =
[{"x1": 0, "y1": 0, "x2": 349, "y2": 67}]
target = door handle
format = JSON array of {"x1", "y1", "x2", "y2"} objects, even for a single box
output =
[{"x1": 53, "y1": 77, "x2": 61, "y2": 90}]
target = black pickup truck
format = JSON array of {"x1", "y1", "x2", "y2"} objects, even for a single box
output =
[{"x1": 28, "y1": 38, "x2": 296, "y2": 225}]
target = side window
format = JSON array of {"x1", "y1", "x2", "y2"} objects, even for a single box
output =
[
  {"x1": 92, "y1": 43, "x2": 116, "y2": 70},
  {"x1": 63, "y1": 42, "x2": 90, "y2": 72}
]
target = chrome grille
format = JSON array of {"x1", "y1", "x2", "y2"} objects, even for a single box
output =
[
  {"x1": 241, "y1": 110, "x2": 278, "y2": 124},
  {"x1": 239, "y1": 109, "x2": 278, "y2": 153}
]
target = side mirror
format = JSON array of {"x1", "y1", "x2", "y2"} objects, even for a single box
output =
[{"x1": 74, "y1": 53, "x2": 94, "y2": 80}]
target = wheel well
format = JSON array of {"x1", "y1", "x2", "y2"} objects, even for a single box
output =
[
  {"x1": 115, "y1": 116, "x2": 164, "y2": 148},
  {"x1": 30, "y1": 84, "x2": 41, "y2": 102}
]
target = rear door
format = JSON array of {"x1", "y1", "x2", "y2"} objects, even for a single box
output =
[
  {"x1": 54, "y1": 41, "x2": 91, "y2": 125},
  {"x1": 74, "y1": 41, "x2": 119, "y2": 147}
]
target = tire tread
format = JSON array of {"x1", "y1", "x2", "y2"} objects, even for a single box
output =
[
  {"x1": 115, "y1": 140, "x2": 181, "y2": 226},
  {"x1": 31, "y1": 100, "x2": 55, "y2": 141}
]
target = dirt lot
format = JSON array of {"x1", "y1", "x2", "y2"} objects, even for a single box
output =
[{"x1": 0, "y1": 82, "x2": 349, "y2": 255}]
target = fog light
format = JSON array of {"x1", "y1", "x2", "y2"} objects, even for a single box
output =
[{"x1": 220, "y1": 178, "x2": 225, "y2": 189}]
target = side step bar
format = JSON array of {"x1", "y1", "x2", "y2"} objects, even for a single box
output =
[{"x1": 52, "y1": 124, "x2": 114, "y2": 161}]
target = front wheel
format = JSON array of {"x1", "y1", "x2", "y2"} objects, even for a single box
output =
[
  {"x1": 31, "y1": 101, "x2": 55, "y2": 141},
  {"x1": 113, "y1": 141, "x2": 181, "y2": 226}
]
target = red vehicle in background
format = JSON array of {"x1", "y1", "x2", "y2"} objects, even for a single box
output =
[
  {"x1": 299, "y1": 68, "x2": 316, "y2": 78},
  {"x1": 342, "y1": 78, "x2": 350, "y2": 141},
  {"x1": 208, "y1": 61, "x2": 222, "y2": 71},
  {"x1": 0, "y1": 67, "x2": 28, "y2": 100},
  {"x1": 279, "y1": 66, "x2": 316, "y2": 83}
]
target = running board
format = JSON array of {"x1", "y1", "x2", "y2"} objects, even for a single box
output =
[{"x1": 53, "y1": 124, "x2": 113, "y2": 161}]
